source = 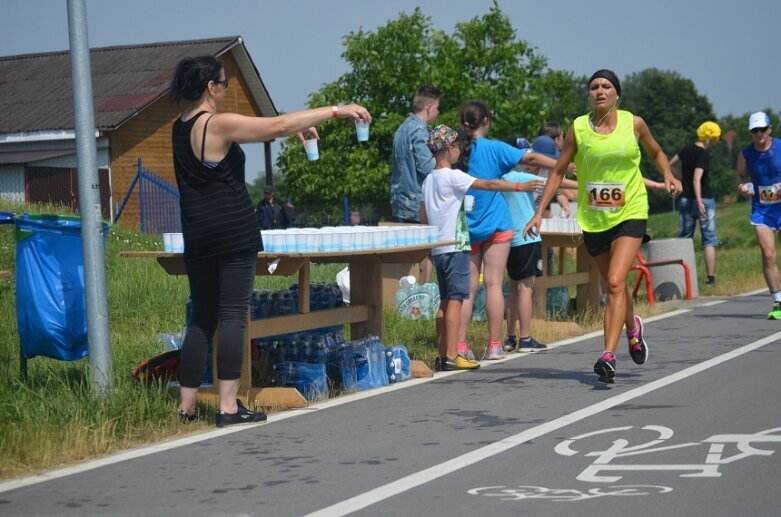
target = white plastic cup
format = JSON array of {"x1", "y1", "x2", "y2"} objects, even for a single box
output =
[
  {"x1": 355, "y1": 120, "x2": 370, "y2": 142},
  {"x1": 293, "y1": 230, "x2": 306, "y2": 252},
  {"x1": 464, "y1": 195, "x2": 475, "y2": 213},
  {"x1": 162, "y1": 233, "x2": 173, "y2": 252},
  {"x1": 282, "y1": 231, "x2": 294, "y2": 253},
  {"x1": 321, "y1": 228, "x2": 336, "y2": 252},
  {"x1": 742, "y1": 182, "x2": 754, "y2": 195},
  {"x1": 261, "y1": 230, "x2": 274, "y2": 252},
  {"x1": 170, "y1": 233, "x2": 184, "y2": 253},
  {"x1": 427, "y1": 225, "x2": 438, "y2": 243},
  {"x1": 304, "y1": 139, "x2": 319, "y2": 161},
  {"x1": 371, "y1": 228, "x2": 383, "y2": 249}
]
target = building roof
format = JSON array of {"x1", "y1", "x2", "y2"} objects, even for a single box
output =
[{"x1": 0, "y1": 36, "x2": 278, "y2": 135}]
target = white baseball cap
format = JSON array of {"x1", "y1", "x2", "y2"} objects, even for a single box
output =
[{"x1": 748, "y1": 111, "x2": 771, "y2": 131}]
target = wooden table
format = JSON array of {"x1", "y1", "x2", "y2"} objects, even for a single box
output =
[
  {"x1": 121, "y1": 242, "x2": 445, "y2": 403},
  {"x1": 533, "y1": 231, "x2": 601, "y2": 318}
]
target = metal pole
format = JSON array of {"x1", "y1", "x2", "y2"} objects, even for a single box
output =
[{"x1": 67, "y1": 0, "x2": 112, "y2": 397}]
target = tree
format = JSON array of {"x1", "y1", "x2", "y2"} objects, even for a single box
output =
[
  {"x1": 277, "y1": 2, "x2": 579, "y2": 214},
  {"x1": 619, "y1": 68, "x2": 717, "y2": 212}
]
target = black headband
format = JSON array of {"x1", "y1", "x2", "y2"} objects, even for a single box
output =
[{"x1": 588, "y1": 69, "x2": 621, "y2": 97}]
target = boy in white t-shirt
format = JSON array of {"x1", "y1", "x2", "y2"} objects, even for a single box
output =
[{"x1": 421, "y1": 125, "x2": 543, "y2": 371}]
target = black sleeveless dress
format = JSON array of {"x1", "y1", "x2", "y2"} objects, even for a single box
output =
[{"x1": 172, "y1": 111, "x2": 263, "y2": 262}]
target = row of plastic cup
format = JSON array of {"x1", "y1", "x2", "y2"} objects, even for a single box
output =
[
  {"x1": 540, "y1": 218, "x2": 581, "y2": 233},
  {"x1": 162, "y1": 232, "x2": 184, "y2": 252},
  {"x1": 262, "y1": 225, "x2": 439, "y2": 253}
]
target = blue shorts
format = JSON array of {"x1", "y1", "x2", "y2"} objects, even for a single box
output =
[
  {"x1": 750, "y1": 205, "x2": 781, "y2": 231},
  {"x1": 433, "y1": 251, "x2": 471, "y2": 301},
  {"x1": 679, "y1": 197, "x2": 718, "y2": 248}
]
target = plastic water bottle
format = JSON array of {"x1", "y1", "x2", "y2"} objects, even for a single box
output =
[
  {"x1": 368, "y1": 336, "x2": 389, "y2": 387},
  {"x1": 278, "y1": 290, "x2": 295, "y2": 316},
  {"x1": 423, "y1": 283, "x2": 440, "y2": 319},
  {"x1": 472, "y1": 274, "x2": 486, "y2": 321},
  {"x1": 396, "y1": 279, "x2": 411, "y2": 315}
]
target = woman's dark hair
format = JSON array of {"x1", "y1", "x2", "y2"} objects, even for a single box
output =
[
  {"x1": 453, "y1": 130, "x2": 471, "y2": 172},
  {"x1": 588, "y1": 69, "x2": 622, "y2": 97},
  {"x1": 169, "y1": 56, "x2": 223, "y2": 104},
  {"x1": 456, "y1": 100, "x2": 492, "y2": 172},
  {"x1": 460, "y1": 100, "x2": 493, "y2": 135}
]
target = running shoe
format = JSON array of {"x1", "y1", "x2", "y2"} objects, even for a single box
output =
[
  {"x1": 457, "y1": 344, "x2": 477, "y2": 361},
  {"x1": 518, "y1": 337, "x2": 548, "y2": 352},
  {"x1": 178, "y1": 408, "x2": 197, "y2": 423},
  {"x1": 443, "y1": 355, "x2": 481, "y2": 370},
  {"x1": 433, "y1": 357, "x2": 444, "y2": 372},
  {"x1": 626, "y1": 315, "x2": 648, "y2": 365},
  {"x1": 215, "y1": 399, "x2": 267, "y2": 428},
  {"x1": 768, "y1": 302, "x2": 781, "y2": 320},
  {"x1": 503, "y1": 335, "x2": 518, "y2": 353},
  {"x1": 485, "y1": 343, "x2": 504, "y2": 360},
  {"x1": 593, "y1": 351, "x2": 616, "y2": 384}
]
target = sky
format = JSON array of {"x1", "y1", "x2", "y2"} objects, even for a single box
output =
[{"x1": 2, "y1": 0, "x2": 779, "y2": 182}]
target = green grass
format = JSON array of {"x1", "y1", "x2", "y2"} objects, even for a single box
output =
[{"x1": 0, "y1": 198, "x2": 768, "y2": 478}]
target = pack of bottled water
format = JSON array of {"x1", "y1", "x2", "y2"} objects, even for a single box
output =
[
  {"x1": 384, "y1": 345, "x2": 411, "y2": 383},
  {"x1": 395, "y1": 276, "x2": 440, "y2": 320},
  {"x1": 272, "y1": 361, "x2": 328, "y2": 401},
  {"x1": 338, "y1": 335, "x2": 390, "y2": 392}
]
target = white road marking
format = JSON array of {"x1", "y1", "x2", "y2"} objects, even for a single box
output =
[
  {"x1": 303, "y1": 331, "x2": 781, "y2": 517},
  {"x1": 0, "y1": 301, "x2": 749, "y2": 495}
]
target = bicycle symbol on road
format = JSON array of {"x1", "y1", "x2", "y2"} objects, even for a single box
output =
[
  {"x1": 470, "y1": 425, "x2": 781, "y2": 503},
  {"x1": 554, "y1": 424, "x2": 781, "y2": 483}
]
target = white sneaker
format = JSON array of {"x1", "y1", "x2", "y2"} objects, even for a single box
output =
[{"x1": 485, "y1": 343, "x2": 503, "y2": 360}]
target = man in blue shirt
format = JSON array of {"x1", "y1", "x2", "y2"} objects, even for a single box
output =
[
  {"x1": 391, "y1": 86, "x2": 442, "y2": 223},
  {"x1": 391, "y1": 86, "x2": 441, "y2": 283}
]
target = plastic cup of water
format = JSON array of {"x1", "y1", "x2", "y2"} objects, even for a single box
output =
[
  {"x1": 464, "y1": 195, "x2": 475, "y2": 213},
  {"x1": 371, "y1": 228, "x2": 383, "y2": 249},
  {"x1": 355, "y1": 120, "x2": 370, "y2": 142},
  {"x1": 304, "y1": 139, "x2": 319, "y2": 161},
  {"x1": 426, "y1": 225, "x2": 438, "y2": 243},
  {"x1": 320, "y1": 229, "x2": 335, "y2": 252},
  {"x1": 170, "y1": 233, "x2": 184, "y2": 253},
  {"x1": 293, "y1": 230, "x2": 306, "y2": 252},
  {"x1": 162, "y1": 233, "x2": 173, "y2": 252}
]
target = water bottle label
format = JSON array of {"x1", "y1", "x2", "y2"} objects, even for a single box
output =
[
  {"x1": 397, "y1": 292, "x2": 431, "y2": 320},
  {"x1": 393, "y1": 358, "x2": 402, "y2": 374}
]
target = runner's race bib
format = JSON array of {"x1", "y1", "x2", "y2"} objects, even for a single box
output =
[
  {"x1": 758, "y1": 183, "x2": 781, "y2": 204},
  {"x1": 586, "y1": 182, "x2": 625, "y2": 211}
]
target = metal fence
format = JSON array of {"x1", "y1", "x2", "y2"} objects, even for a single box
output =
[{"x1": 114, "y1": 159, "x2": 180, "y2": 234}]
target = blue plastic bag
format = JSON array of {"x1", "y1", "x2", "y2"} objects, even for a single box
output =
[{"x1": 14, "y1": 214, "x2": 110, "y2": 360}]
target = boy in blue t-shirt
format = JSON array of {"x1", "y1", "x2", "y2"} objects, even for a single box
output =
[{"x1": 502, "y1": 169, "x2": 546, "y2": 352}]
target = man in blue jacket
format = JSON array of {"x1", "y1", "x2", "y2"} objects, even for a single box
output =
[
  {"x1": 391, "y1": 86, "x2": 442, "y2": 282},
  {"x1": 391, "y1": 86, "x2": 442, "y2": 222}
]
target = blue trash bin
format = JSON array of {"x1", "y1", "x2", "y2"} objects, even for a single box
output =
[{"x1": 14, "y1": 214, "x2": 110, "y2": 360}]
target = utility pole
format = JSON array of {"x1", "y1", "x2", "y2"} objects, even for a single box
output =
[{"x1": 67, "y1": 0, "x2": 112, "y2": 397}]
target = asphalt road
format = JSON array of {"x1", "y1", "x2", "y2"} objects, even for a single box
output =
[{"x1": 1, "y1": 292, "x2": 779, "y2": 517}]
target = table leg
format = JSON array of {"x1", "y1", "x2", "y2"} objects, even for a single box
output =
[
  {"x1": 576, "y1": 246, "x2": 600, "y2": 313},
  {"x1": 298, "y1": 262, "x2": 311, "y2": 314},
  {"x1": 349, "y1": 262, "x2": 383, "y2": 340}
]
